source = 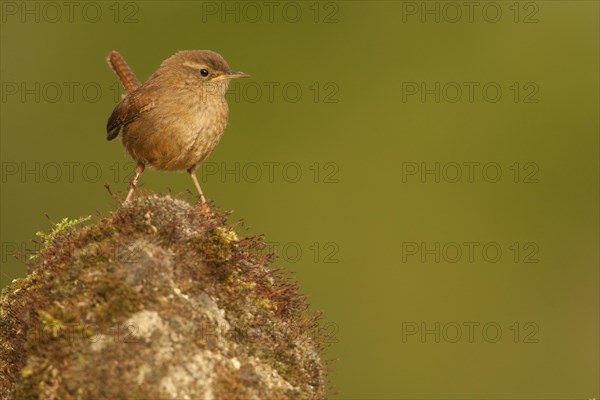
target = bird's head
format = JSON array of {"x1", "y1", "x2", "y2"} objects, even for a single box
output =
[{"x1": 155, "y1": 50, "x2": 249, "y2": 97}]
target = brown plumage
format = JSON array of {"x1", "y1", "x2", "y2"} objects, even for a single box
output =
[
  {"x1": 106, "y1": 51, "x2": 141, "y2": 94},
  {"x1": 106, "y1": 50, "x2": 249, "y2": 205}
]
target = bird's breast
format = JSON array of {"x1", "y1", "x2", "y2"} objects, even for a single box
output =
[
  {"x1": 172, "y1": 95, "x2": 230, "y2": 169},
  {"x1": 123, "y1": 94, "x2": 230, "y2": 172}
]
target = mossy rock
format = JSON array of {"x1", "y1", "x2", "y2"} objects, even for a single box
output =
[{"x1": 0, "y1": 195, "x2": 326, "y2": 399}]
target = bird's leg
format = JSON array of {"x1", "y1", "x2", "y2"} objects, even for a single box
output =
[
  {"x1": 124, "y1": 164, "x2": 145, "y2": 204},
  {"x1": 188, "y1": 167, "x2": 210, "y2": 212}
]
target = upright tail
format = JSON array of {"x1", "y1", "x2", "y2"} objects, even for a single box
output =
[{"x1": 107, "y1": 51, "x2": 141, "y2": 94}]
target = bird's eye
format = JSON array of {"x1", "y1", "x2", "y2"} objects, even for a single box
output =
[{"x1": 200, "y1": 69, "x2": 209, "y2": 77}]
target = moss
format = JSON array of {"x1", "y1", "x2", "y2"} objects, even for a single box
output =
[
  {"x1": 30, "y1": 216, "x2": 91, "y2": 261},
  {"x1": 36, "y1": 311, "x2": 65, "y2": 338},
  {"x1": 90, "y1": 279, "x2": 142, "y2": 323},
  {"x1": 0, "y1": 194, "x2": 328, "y2": 399}
]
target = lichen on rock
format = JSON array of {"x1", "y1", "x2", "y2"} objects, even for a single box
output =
[{"x1": 0, "y1": 195, "x2": 327, "y2": 399}]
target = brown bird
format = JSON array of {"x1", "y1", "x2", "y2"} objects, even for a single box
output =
[{"x1": 106, "y1": 50, "x2": 249, "y2": 206}]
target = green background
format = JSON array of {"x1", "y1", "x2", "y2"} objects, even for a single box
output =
[{"x1": 1, "y1": 1, "x2": 598, "y2": 398}]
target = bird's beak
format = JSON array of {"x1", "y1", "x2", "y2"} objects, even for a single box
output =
[
  {"x1": 226, "y1": 71, "x2": 250, "y2": 79},
  {"x1": 212, "y1": 71, "x2": 250, "y2": 82}
]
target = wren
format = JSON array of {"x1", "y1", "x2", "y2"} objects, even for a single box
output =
[{"x1": 106, "y1": 50, "x2": 249, "y2": 206}]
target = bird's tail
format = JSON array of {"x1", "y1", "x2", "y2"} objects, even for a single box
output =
[{"x1": 107, "y1": 51, "x2": 141, "y2": 94}]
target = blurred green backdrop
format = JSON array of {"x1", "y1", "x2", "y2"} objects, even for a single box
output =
[{"x1": 1, "y1": 1, "x2": 598, "y2": 398}]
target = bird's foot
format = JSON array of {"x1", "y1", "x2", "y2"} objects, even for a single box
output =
[{"x1": 199, "y1": 201, "x2": 211, "y2": 215}]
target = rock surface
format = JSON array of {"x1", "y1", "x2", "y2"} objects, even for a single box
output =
[{"x1": 0, "y1": 195, "x2": 326, "y2": 399}]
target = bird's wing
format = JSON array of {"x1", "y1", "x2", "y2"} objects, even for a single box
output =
[{"x1": 106, "y1": 88, "x2": 159, "y2": 141}]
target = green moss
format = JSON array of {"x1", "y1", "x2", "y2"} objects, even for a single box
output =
[
  {"x1": 36, "y1": 310, "x2": 65, "y2": 338},
  {"x1": 192, "y1": 225, "x2": 241, "y2": 281},
  {"x1": 31, "y1": 215, "x2": 91, "y2": 261},
  {"x1": 91, "y1": 282, "x2": 141, "y2": 322},
  {"x1": 0, "y1": 194, "x2": 328, "y2": 399}
]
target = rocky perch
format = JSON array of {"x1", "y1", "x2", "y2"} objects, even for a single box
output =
[{"x1": 0, "y1": 195, "x2": 327, "y2": 399}]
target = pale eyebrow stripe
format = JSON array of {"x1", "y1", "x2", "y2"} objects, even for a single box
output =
[{"x1": 183, "y1": 61, "x2": 207, "y2": 70}]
